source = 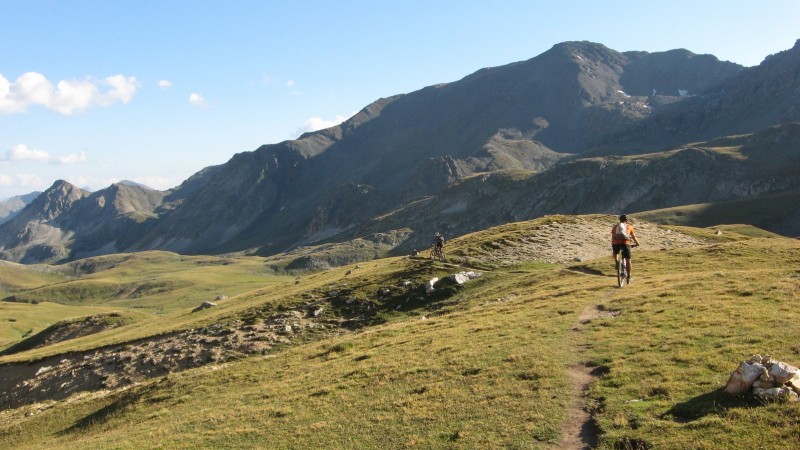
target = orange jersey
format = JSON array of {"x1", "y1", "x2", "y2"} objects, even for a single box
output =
[{"x1": 611, "y1": 223, "x2": 635, "y2": 245}]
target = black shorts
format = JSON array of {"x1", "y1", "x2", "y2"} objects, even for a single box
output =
[{"x1": 612, "y1": 244, "x2": 631, "y2": 259}]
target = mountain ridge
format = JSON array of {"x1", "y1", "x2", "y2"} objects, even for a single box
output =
[{"x1": 1, "y1": 40, "x2": 798, "y2": 264}]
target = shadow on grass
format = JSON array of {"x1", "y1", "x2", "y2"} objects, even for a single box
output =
[
  {"x1": 60, "y1": 379, "x2": 170, "y2": 434},
  {"x1": 663, "y1": 388, "x2": 763, "y2": 422}
]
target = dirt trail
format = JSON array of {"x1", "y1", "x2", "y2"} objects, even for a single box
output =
[
  {"x1": 562, "y1": 364, "x2": 600, "y2": 449},
  {"x1": 557, "y1": 302, "x2": 618, "y2": 449}
]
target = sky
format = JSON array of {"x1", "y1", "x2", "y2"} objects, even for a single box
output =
[{"x1": 1, "y1": 1, "x2": 798, "y2": 200}]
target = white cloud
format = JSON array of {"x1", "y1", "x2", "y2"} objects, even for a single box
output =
[
  {"x1": 189, "y1": 92, "x2": 208, "y2": 107},
  {"x1": 50, "y1": 79, "x2": 98, "y2": 114},
  {"x1": 101, "y1": 75, "x2": 137, "y2": 105},
  {"x1": 55, "y1": 151, "x2": 87, "y2": 164},
  {"x1": 293, "y1": 114, "x2": 353, "y2": 137},
  {"x1": 158, "y1": 80, "x2": 173, "y2": 89},
  {"x1": 286, "y1": 80, "x2": 295, "y2": 87},
  {"x1": 0, "y1": 144, "x2": 50, "y2": 163},
  {"x1": 0, "y1": 173, "x2": 44, "y2": 187},
  {"x1": 0, "y1": 72, "x2": 139, "y2": 115},
  {"x1": 0, "y1": 144, "x2": 87, "y2": 165}
]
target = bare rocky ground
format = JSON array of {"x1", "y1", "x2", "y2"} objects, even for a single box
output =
[{"x1": 474, "y1": 217, "x2": 704, "y2": 267}]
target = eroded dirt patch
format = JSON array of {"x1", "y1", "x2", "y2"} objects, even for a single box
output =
[
  {"x1": 579, "y1": 304, "x2": 622, "y2": 325},
  {"x1": 475, "y1": 217, "x2": 703, "y2": 267},
  {"x1": 0, "y1": 302, "x2": 352, "y2": 410}
]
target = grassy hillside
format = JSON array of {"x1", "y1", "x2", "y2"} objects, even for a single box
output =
[
  {"x1": 1, "y1": 216, "x2": 798, "y2": 449},
  {"x1": 637, "y1": 190, "x2": 800, "y2": 238},
  {"x1": 4, "y1": 251, "x2": 292, "y2": 311},
  {"x1": 0, "y1": 251, "x2": 296, "y2": 356}
]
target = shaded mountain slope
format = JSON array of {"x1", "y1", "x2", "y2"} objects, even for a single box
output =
[
  {"x1": 130, "y1": 41, "x2": 739, "y2": 256},
  {"x1": 323, "y1": 124, "x2": 800, "y2": 256},
  {"x1": 590, "y1": 39, "x2": 800, "y2": 154}
]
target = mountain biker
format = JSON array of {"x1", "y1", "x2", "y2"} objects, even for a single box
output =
[
  {"x1": 432, "y1": 232, "x2": 445, "y2": 250},
  {"x1": 612, "y1": 214, "x2": 640, "y2": 284}
]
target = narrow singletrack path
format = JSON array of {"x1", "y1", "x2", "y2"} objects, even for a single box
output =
[{"x1": 557, "y1": 303, "x2": 611, "y2": 449}]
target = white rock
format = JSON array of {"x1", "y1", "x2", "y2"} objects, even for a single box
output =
[
  {"x1": 425, "y1": 278, "x2": 439, "y2": 294},
  {"x1": 768, "y1": 361, "x2": 799, "y2": 385},
  {"x1": 725, "y1": 361, "x2": 766, "y2": 394},
  {"x1": 753, "y1": 387, "x2": 799, "y2": 402}
]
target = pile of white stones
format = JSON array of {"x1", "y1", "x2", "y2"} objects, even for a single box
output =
[{"x1": 724, "y1": 354, "x2": 800, "y2": 401}]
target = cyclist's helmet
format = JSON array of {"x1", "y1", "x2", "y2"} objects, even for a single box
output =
[
  {"x1": 435, "y1": 232, "x2": 441, "y2": 236},
  {"x1": 619, "y1": 214, "x2": 627, "y2": 222}
]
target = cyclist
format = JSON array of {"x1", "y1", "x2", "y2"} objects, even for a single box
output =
[
  {"x1": 432, "y1": 232, "x2": 444, "y2": 248},
  {"x1": 612, "y1": 214, "x2": 640, "y2": 284},
  {"x1": 432, "y1": 232, "x2": 445, "y2": 257}
]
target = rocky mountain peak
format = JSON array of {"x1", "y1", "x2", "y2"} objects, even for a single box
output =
[{"x1": 29, "y1": 180, "x2": 88, "y2": 222}]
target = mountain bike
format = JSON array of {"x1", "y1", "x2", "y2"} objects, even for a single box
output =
[
  {"x1": 615, "y1": 244, "x2": 638, "y2": 287},
  {"x1": 430, "y1": 245, "x2": 445, "y2": 262}
]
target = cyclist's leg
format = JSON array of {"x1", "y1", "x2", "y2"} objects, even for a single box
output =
[{"x1": 622, "y1": 245, "x2": 632, "y2": 280}]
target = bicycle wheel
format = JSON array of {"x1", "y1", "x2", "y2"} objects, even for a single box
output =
[{"x1": 617, "y1": 257, "x2": 626, "y2": 287}]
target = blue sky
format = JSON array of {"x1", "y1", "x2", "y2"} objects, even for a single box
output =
[{"x1": 1, "y1": 0, "x2": 798, "y2": 200}]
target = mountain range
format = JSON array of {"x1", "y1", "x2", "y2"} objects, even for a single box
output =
[{"x1": 2, "y1": 40, "x2": 799, "y2": 265}]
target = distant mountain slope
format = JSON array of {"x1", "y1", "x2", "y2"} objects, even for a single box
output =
[
  {"x1": 0, "y1": 192, "x2": 40, "y2": 224},
  {"x1": 0, "y1": 182, "x2": 164, "y2": 263}
]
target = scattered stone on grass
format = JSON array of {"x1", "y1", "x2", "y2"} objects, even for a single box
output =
[{"x1": 725, "y1": 354, "x2": 800, "y2": 401}]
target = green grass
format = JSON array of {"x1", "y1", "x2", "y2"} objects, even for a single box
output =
[
  {"x1": 1, "y1": 217, "x2": 799, "y2": 449},
  {"x1": 0, "y1": 302, "x2": 128, "y2": 350},
  {"x1": 5, "y1": 251, "x2": 292, "y2": 313},
  {"x1": 637, "y1": 190, "x2": 800, "y2": 235},
  {"x1": 0, "y1": 261, "x2": 68, "y2": 296}
]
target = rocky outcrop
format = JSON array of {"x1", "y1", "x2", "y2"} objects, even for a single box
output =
[{"x1": 725, "y1": 354, "x2": 800, "y2": 401}]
